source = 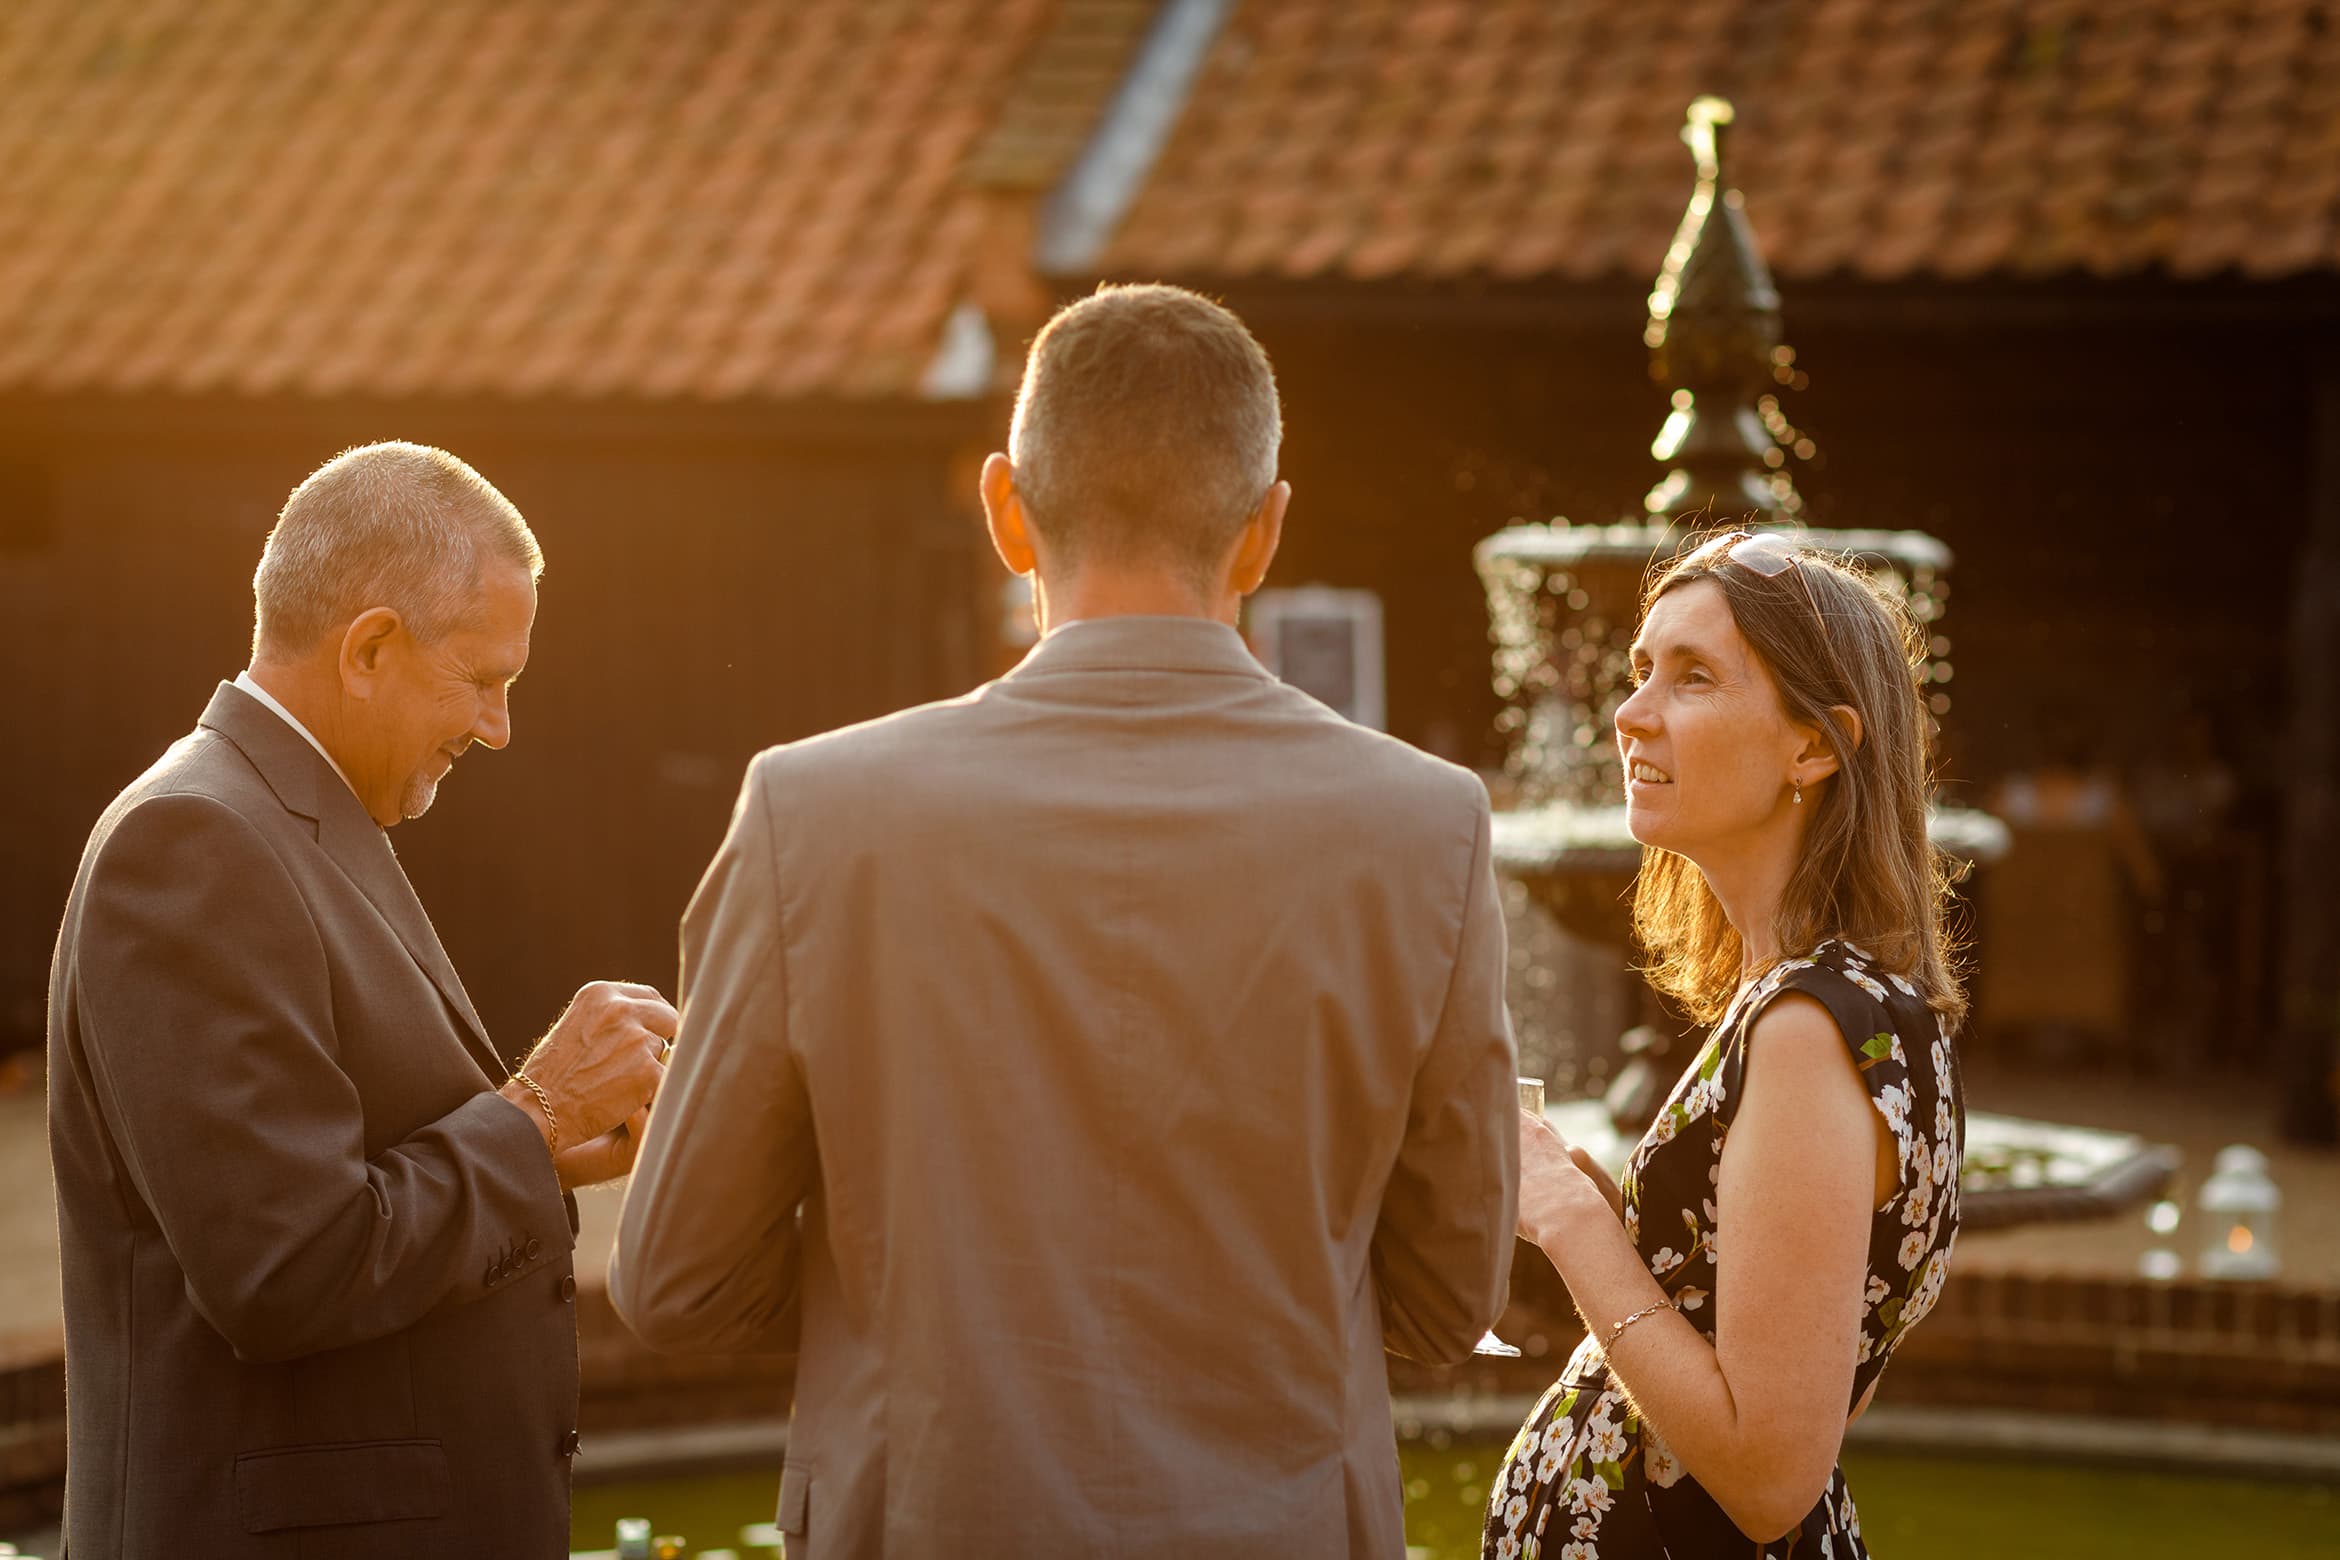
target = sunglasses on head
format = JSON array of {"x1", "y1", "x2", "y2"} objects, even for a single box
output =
[{"x1": 1681, "y1": 529, "x2": 1825, "y2": 624}]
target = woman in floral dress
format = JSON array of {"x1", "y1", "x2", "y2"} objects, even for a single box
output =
[{"x1": 1485, "y1": 532, "x2": 1967, "y2": 1559}]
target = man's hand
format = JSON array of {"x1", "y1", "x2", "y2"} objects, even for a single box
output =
[
  {"x1": 555, "y1": 1102, "x2": 651, "y2": 1190},
  {"x1": 500, "y1": 981, "x2": 676, "y2": 1153}
]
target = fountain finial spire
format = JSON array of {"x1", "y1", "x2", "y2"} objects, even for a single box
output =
[
  {"x1": 1643, "y1": 96, "x2": 1803, "y2": 524},
  {"x1": 1683, "y1": 93, "x2": 1731, "y2": 181}
]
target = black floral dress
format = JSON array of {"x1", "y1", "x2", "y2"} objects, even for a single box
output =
[{"x1": 1484, "y1": 940, "x2": 1965, "y2": 1559}]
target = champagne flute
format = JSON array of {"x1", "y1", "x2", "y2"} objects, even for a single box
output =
[{"x1": 1474, "y1": 1076, "x2": 1547, "y2": 1358}]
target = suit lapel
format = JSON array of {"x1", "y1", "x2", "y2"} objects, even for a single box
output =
[
  {"x1": 199, "y1": 683, "x2": 507, "y2": 1083},
  {"x1": 320, "y1": 809, "x2": 505, "y2": 1081}
]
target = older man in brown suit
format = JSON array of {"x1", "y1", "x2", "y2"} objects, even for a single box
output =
[
  {"x1": 46, "y1": 443, "x2": 674, "y2": 1558},
  {"x1": 610, "y1": 286, "x2": 1521, "y2": 1557}
]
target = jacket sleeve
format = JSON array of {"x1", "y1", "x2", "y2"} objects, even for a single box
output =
[
  {"x1": 1371, "y1": 792, "x2": 1522, "y2": 1364},
  {"x1": 608, "y1": 753, "x2": 809, "y2": 1356},
  {"x1": 70, "y1": 792, "x2": 567, "y2": 1364}
]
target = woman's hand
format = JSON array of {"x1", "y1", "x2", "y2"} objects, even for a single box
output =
[{"x1": 1518, "y1": 1107, "x2": 1618, "y2": 1251}]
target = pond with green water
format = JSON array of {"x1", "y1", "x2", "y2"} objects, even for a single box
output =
[{"x1": 573, "y1": 1437, "x2": 2339, "y2": 1558}]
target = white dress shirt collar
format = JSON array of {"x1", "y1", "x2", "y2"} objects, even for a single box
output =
[{"x1": 232, "y1": 671, "x2": 359, "y2": 799}]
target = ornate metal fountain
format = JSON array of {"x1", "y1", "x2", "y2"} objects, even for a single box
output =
[{"x1": 1479, "y1": 98, "x2": 2007, "y2": 1098}]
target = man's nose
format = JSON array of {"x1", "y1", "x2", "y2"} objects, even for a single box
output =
[{"x1": 474, "y1": 689, "x2": 513, "y2": 751}]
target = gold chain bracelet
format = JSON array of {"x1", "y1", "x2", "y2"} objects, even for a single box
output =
[
  {"x1": 1604, "y1": 1297, "x2": 1679, "y2": 1349},
  {"x1": 511, "y1": 1070, "x2": 560, "y2": 1155}
]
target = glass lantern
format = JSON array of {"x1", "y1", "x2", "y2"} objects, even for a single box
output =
[{"x1": 2196, "y1": 1143, "x2": 2280, "y2": 1281}]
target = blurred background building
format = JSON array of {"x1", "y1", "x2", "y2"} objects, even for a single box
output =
[{"x1": 1, "y1": 0, "x2": 2334, "y2": 1141}]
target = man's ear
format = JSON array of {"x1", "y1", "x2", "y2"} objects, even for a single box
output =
[
  {"x1": 338, "y1": 607, "x2": 403, "y2": 698},
  {"x1": 980, "y1": 452, "x2": 1037, "y2": 577},
  {"x1": 1794, "y1": 703, "x2": 1863, "y2": 785},
  {"x1": 1227, "y1": 480, "x2": 1291, "y2": 597}
]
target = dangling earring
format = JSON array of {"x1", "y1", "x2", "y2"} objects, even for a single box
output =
[{"x1": 1792, "y1": 780, "x2": 1804, "y2": 805}]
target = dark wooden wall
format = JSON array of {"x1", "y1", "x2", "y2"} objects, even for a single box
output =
[
  {"x1": 0, "y1": 396, "x2": 991, "y2": 1057},
  {"x1": 1229, "y1": 284, "x2": 2314, "y2": 784}
]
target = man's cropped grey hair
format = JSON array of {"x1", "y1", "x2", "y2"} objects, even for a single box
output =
[
  {"x1": 252, "y1": 442, "x2": 543, "y2": 659},
  {"x1": 1009, "y1": 284, "x2": 1281, "y2": 587}
]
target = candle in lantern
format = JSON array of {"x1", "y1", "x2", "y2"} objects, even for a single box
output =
[{"x1": 2196, "y1": 1144, "x2": 2280, "y2": 1281}]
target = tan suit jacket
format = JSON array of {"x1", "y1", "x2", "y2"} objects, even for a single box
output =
[
  {"x1": 610, "y1": 616, "x2": 1519, "y2": 1558},
  {"x1": 46, "y1": 684, "x2": 580, "y2": 1558}
]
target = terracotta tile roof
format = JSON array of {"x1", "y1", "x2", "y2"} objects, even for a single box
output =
[
  {"x1": 0, "y1": 0, "x2": 1061, "y2": 399},
  {"x1": 1093, "y1": 0, "x2": 2340, "y2": 286}
]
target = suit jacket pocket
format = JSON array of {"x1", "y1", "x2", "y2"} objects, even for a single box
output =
[{"x1": 234, "y1": 1438, "x2": 451, "y2": 1533}]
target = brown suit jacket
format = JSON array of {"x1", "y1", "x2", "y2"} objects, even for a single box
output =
[
  {"x1": 46, "y1": 684, "x2": 580, "y2": 1559},
  {"x1": 610, "y1": 616, "x2": 1520, "y2": 1559}
]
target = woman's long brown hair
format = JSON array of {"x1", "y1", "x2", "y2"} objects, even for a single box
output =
[{"x1": 1630, "y1": 534, "x2": 1969, "y2": 1027}]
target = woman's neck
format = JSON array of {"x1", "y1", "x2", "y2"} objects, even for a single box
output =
[{"x1": 1692, "y1": 820, "x2": 1807, "y2": 981}]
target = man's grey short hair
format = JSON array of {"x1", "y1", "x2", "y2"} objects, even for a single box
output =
[
  {"x1": 251, "y1": 442, "x2": 543, "y2": 659},
  {"x1": 1008, "y1": 284, "x2": 1281, "y2": 586}
]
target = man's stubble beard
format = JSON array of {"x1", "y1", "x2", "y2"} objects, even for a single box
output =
[{"x1": 399, "y1": 771, "x2": 441, "y2": 821}]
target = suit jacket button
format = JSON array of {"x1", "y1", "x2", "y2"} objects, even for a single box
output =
[
  {"x1": 558, "y1": 1274, "x2": 578, "y2": 1302},
  {"x1": 559, "y1": 1430, "x2": 581, "y2": 1457},
  {"x1": 526, "y1": 1237, "x2": 543, "y2": 1261}
]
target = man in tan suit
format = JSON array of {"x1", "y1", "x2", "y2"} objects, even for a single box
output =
[
  {"x1": 48, "y1": 442, "x2": 673, "y2": 1557},
  {"x1": 610, "y1": 286, "x2": 1519, "y2": 1557}
]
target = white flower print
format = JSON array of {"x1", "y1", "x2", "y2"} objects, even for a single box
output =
[
  {"x1": 1565, "y1": 1477, "x2": 1614, "y2": 1516},
  {"x1": 1647, "y1": 1245, "x2": 1685, "y2": 1276},
  {"x1": 1934, "y1": 1135, "x2": 1957, "y2": 1190},
  {"x1": 1649, "y1": 1109, "x2": 1679, "y2": 1146},
  {"x1": 1934, "y1": 1098, "x2": 1954, "y2": 1147},
  {"x1": 1534, "y1": 1503, "x2": 1550, "y2": 1537},
  {"x1": 1839, "y1": 942, "x2": 1873, "y2": 964},
  {"x1": 1643, "y1": 1422, "x2": 1684, "y2": 1488},
  {"x1": 1857, "y1": 1331, "x2": 1877, "y2": 1363},
  {"x1": 1899, "y1": 1229, "x2": 1930, "y2": 1270},
  {"x1": 1495, "y1": 1536, "x2": 1520, "y2": 1560},
  {"x1": 1674, "y1": 1285, "x2": 1709, "y2": 1313},
  {"x1": 1846, "y1": 967, "x2": 1891, "y2": 1003},
  {"x1": 1535, "y1": 1443, "x2": 1565, "y2": 1483},
  {"x1": 1505, "y1": 1491, "x2": 1529, "y2": 1528},
  {"x1": 1904, "y1": 1153, "x2": 1936, "y2": 1226},
  {"x1": 1904, "y1": 1250, "x2": 1950, "y2": 1330},
  {"x1": 1511, "y1": 1454, "x2": 1533, "y2": 1492},
  {"x1": 1562, "y1": 1542, "x2": 1597, "y2": 1560},
  {"x1": 1865, "y1": 1273, "x2": 1890, "y2": 1307},
  {"x1": 1540, "y1": 1419, "x2": 1571, "y2": 1456},
  {"x1": 1623, "y1": 1204, "x2": 1640, "y2": 1243},
  {"x1": 1583, "y1": 1416, "x2": 1628, "y2": 1463},
  {"x1": 1888, "y1": 970, "x2": 1919, "y2": 997},
  {"x1": 1877, "y1": 1081, "x2": 1912, "y2": 1135}
]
